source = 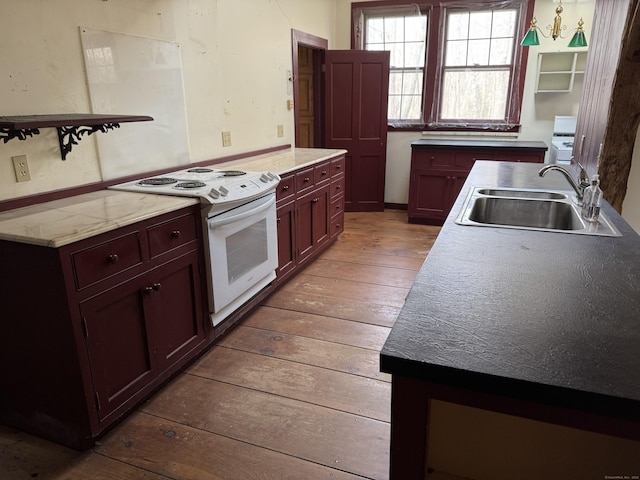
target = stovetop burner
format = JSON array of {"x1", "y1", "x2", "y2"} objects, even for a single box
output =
[
  {"x1": 137, "y1": 177, "x2": 178, "y2": 186},
  {"x1": 175, "y1": 181, "x2": 207, "y2": 189},
  {"x1": 110, "y1": 166, "x2": 280, "y2": 210}
]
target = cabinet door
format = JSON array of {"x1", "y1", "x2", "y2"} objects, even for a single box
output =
[
  {"x1": 80, "y1": 275, "x2": 154, "y2": 422},
  {"x1": 146, "y1": 251, "x2": 205, "y2": 372},
  {"x1": 276, "y1": 200, "x2": 296, "y2": 279},
  {"x1": 409, "y1": 170, "x2": 466, "y2": 223},
  {"x1": 297, "y1": 185, "x2": 330, "y2": 264}
]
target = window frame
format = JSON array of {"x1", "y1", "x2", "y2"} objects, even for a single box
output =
[{"x1": 351, "y1": 0, "x2": 533, "y2": 132}]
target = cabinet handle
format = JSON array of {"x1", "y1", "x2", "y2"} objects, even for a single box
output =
[
  {"x1": 336, "y1": 184, "x2": 341, "y2": 190},
  {"x1": 304, "y1": 177, "x2": 311, "y2": 183},
  {"x1": 277, "y1": 217, "x2": 281, "y2": 224},
  {"x1": 282, "y1": 185, "x2": 289, "y2": 191},
  {"x1": 108, "y1": 254, "x2": 119, "y2": 264},
  {"x1": 171, "y1": 230, "x2": 181, "y2": 238},
  {"x1": 143, "y1": 283, "x2": 162, "y2": 294},
  {"x1": 312, "y1": 198, "x2": 319, "y2": 204},
  {"x1": 321, "y1": 170, "x2": 327, "y2": 176},
  {"x1": 336, "y1": 164, "x2": 342, "y2": 170}
]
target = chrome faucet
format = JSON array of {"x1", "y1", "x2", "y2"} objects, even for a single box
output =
[{"x1": 538, "y1": 161, "x2": 590, "y2": 201}]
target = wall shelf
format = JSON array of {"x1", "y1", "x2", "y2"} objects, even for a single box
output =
[
  {"x1": 535, "y1": 51, "x2": 588, "y2": 93},
  {"x1": 0, "y1": 114, "x2": 153, "y2": 160}
]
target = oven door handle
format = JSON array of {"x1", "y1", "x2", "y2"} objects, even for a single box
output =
[{"x1": 208, "y1": 194, "x2": 275, "y2": 228}]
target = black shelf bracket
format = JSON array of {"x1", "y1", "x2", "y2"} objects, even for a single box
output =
[
  {"x1": 1, "y1": 127, "x2": 40, "y2": 143},
  {"x1": 57, "y1": 123, "x2": 121, "y2": 161}
]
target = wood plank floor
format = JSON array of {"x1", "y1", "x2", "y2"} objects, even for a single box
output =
[{"x1": 0, "y1": 210, "x2": 450, "y2": 480}]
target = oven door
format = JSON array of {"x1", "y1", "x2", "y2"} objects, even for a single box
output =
[{"x1": 205, "y1": 192, "x2": 278, "y2": 325}]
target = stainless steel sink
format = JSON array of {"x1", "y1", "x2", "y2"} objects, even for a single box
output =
[
  {"x1": 455, "y1": 187, "x2": 621, "y2": 236},
  {"x1": 476, "y1": 188, "x2": 567, "y2": 200}
]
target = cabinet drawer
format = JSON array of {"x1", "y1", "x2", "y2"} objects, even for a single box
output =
[
  {"x1": 331, "y1": 156, "x2": 345, "y2": 177},
  {"x1": 331, "y1": 175, "x2": 345, "y2": 199},
  {"x1": 411, "y1": 149, "x2": 454, "y2": 169},
  {"x1": 147, "y1": 213, "x2": 197, "y2": 258},
  {"x1": 495, "y1": 151, "x2": 545, "y2": 163},
  {"x1": 276, "y1": 174, "x2": 296, "y2": 203},
  {"x1": 296, "y1": 166, "x2": 315, "y2": 194},
  {"x1": 451, "y1": 151, "x2": 479, "y2": 170},
  {"x1": 330, "y1": 210, "x2": 344, "y2": 238},
  {"x1": 314, "y1": 161, "x2": 331, "y2": 185},
  {"x1": 330, "y1": 195, "x2": 344, "y2": 218},
  {"x1": 72, "y1": 232, "x2": 143, "y2": 289}
]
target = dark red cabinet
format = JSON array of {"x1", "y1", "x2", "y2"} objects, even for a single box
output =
[
  {"x1": 408, "y1": 140, "x2": 547, "y2": 225},
  {"x1": 81, "y1": 249, "x2": 203, "y2": 422},
  {"x1": 0, "y1": 205, "x2": 206, "y2": 449},
  {"x1": 275, "y1": 198, "x2": 296, "y2": 279},
  {"x1": 275, "y1": 154, "x2": 345, "y2": 285},
  {"x1": 297, "y1": 185, "x2": 330, "y2": 265}
]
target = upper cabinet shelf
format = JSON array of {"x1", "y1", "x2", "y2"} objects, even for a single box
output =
[
  {"x1": 535, "y1": 51, "x2": 588, "y2": 93},
  {"x1": 0, "y1": 114, "x2": 153, "y2": 160}
]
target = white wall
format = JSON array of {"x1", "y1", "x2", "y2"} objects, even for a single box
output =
[{"x1": 0, "y1": 0, "x2": 340, "y2": 202}]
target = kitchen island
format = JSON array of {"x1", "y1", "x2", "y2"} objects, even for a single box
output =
[{"x1": 381, "y1": 161, "x2": 640, "y2": 479}]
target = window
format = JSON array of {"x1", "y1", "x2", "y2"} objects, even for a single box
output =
[
  {"x1": 365, "y1": 14, "x2": 427, "y2": 121},
  {"x1": 353, "y1": 0, "x2": 531, "y2": 131}
]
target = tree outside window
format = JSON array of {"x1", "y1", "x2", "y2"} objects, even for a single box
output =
[{"x1": 354, "y1": 0, "x2": 530, "y2": 131}]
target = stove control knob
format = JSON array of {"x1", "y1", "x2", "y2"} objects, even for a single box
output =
[
  {"x1": 260, "y1": 173, "x2": 270, "y2": 183},
  {"x1": 219, "y1": 186, "x2": 229, "y2": 197},
  {"x1": 209, "y1": 188, "x2": 220, "y2": 199},
  {"x1": 267, "y1": 172, "x2": 277, "y2": 181}
]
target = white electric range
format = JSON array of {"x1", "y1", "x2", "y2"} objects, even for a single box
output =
[{"x1": 110, "y1": 166, "x2": 281, "y2": 326}]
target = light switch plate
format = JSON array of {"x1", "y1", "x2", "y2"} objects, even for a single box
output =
[{"x1": 222, "y1": 131, "x2": 232, "y2": 147}]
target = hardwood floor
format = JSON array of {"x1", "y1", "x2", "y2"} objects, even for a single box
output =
[{"x1": 0, "y1": 210, "x2": 443, "y2": 480}]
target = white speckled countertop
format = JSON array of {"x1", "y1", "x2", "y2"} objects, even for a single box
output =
[
  {"x1": 219, "y1": 147, "x2": 346, "y2": 174},
  {"x1": 0, "y1": 148, "x2": 346, "y2": 248},
  {"x1": 0, "y1": 190, "x2": 199, "y2": 248}
]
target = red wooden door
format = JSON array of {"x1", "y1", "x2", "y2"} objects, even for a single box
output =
[{"x1": 325, "y1": 50, "x2": 390, "y2": 212}]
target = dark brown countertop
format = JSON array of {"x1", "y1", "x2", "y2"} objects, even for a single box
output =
[
  {"x1": 411, "y1": 139, "x2": 548, "y2": 150},
  {"x1": 381, "y1": 161, "x2": 640, "y2": 422}
]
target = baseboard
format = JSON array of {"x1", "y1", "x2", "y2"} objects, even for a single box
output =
[{"x1": 384, "y1": 202, "x2": 408, "y2": 210}]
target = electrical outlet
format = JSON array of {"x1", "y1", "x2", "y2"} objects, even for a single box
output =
[
  {"x1": 12, "y1": 155, "x2": 31, "y2": 182},
  {"x1": 222, "y1": 131, "x2": 232, "y2": 147},
  {"x1": 277, "y1": 125, "x2": 284, "y2": 137}
]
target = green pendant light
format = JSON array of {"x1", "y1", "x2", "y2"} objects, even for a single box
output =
[
  {"x1": 521, "y1": 18, "x2": 541, "y2": 46},
  {"x1": 568, "y1": 18, "x2": 588, "y2": 47},
  {"x1": 521, "y1": 10, "x2": 588, "y2": 48}
]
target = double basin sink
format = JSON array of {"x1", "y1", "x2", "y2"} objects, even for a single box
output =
[{"x1": 455, "y1": 187, "x2": 621, "y2": 237}]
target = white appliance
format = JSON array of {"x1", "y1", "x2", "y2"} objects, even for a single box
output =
[
  {"x1": 110, "y1": 166, "x2": 280, "y2": 326},
  {"x1": 549, "y1": 116, "x2": 577, "y2": 165}
]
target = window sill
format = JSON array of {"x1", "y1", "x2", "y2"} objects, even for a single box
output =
[{"x1": 388, "y1": 123, "x2": 522, "y2": 134}]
